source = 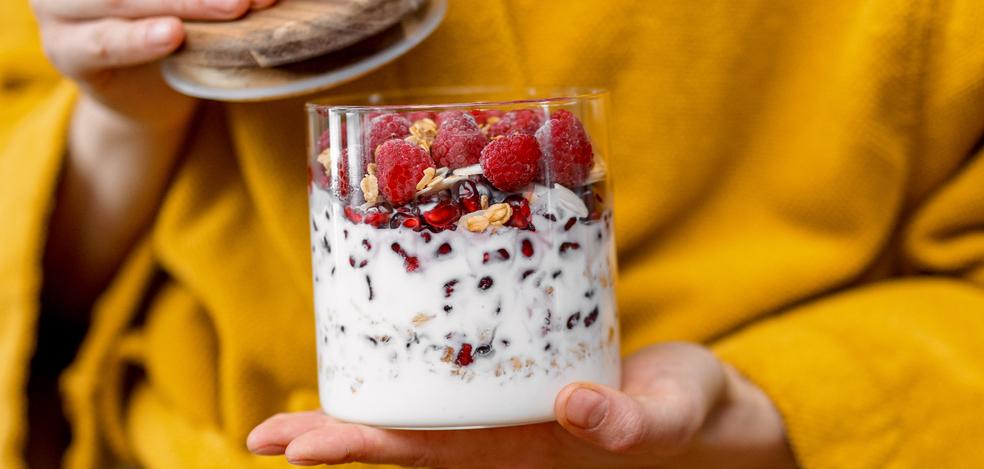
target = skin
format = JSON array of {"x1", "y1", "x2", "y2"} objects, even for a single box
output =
[
  {"x1": 32, "y1": 0, "x2": 278, "y2": 311},
  {"x1": 248, "y1": 343, "x2": 798, "y2": 468}
]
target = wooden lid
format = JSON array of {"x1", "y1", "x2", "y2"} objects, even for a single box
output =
[{"x1": 170, "y1": 0, "x2": 424, "y2": 68}]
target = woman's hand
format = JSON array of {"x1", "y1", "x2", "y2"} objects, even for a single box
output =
[
  {"x1": 247, "y1": 342, "x2": 798, "y2": 468},
  {"x1": 31, "y1": 0, "x2": 277, "y2": 124}
]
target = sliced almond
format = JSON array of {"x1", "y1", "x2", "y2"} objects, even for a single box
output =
[
  {"x1": 416, "y1": 167, "x2": 437, "y2": 191},
  {"x1": 552, "y1": 183, "x2": 589, "y2": 218},
  {"x1": 367, "y1": 162, "x2": 377, "y2": 177},
  {"x1": 452, "y1": 163, "x2": 484, "y2": 177},
  {"x1": 585, "y1": 159, "x2": 607, "y2": 184},
  {"x1": 411, "y1": 313, "x2": 435, "y2": 327},
  {"x1": 480, "y1": 194, "x2": 489, "y2": 210}
]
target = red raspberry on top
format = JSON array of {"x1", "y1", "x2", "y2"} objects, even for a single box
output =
[
  {"x1": 480, "y1": 133, "x2": 541, "y2": 191},
  {"x1": 487, "y1": 109, "x2": 545, "y2": 138},
  {"x1": 431, "y1": 111, "x2": 488, "y2": 169},
  {"x1": 407, "y1": 111, "x2": 438, "y2": 123},
  {"x1": 375, "y1": 140, "x2": 434, "y2": 205},
  {"x1": 366, "y1": 113, "x2": 411, "y2": 158},
  {"x1": 470, "y1": 109, "x2": 504, "y2": 126},
  {"x1": 535, "y1": 109, "x2": 594, "y2": 187}
]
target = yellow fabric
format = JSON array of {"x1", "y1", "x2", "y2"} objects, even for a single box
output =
[{"x1": 2, "y1": 1, "x2": 984, "y2": 468}]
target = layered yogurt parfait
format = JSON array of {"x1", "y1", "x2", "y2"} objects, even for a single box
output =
[{"x1": 307, "y1": 90, "x2": 619, "y2": 428}]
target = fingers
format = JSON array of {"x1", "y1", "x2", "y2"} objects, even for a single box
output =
[
  {"x1": 284, "y1": 423, "x2": 441, "y2": 467},
  {"x1": 246, "y1": 411, "x2": 332, "y2": 455},
  {"x1": 42, "y1": 17, "x2": 184, "y2": 76},
  {"x1": 36, "y1": 0, "x2": 255, "y2": 21},
  {"x1": 555, "y1": 342, "x2": 727, "y2": 455}
]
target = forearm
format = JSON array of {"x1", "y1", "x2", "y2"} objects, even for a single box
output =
[{"x1": 43, "y1": 92, "x2": 196, "y2": 311}]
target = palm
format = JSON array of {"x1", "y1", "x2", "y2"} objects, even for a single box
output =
[{"x1": 247, "y1": 344, "x2": 794, "y2": 468}]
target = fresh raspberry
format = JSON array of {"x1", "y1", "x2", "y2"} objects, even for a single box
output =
[
  {"x1": 366, "y1": 113, "x2": 411, "y2": 159},
  {"x1": 375, "y1": 140, "x2": 433, "y2": 205},
  {"x1": 470, "y1": 109, "x2": 504, "y2": 126},
  {"x1": 479, "y1": 133, "x2": 541, "y2": 191},
  {"x1": 535, "y1": 110, "x2": 594, "y2": 187},
  {"x1": 431, "y1": 111, "x2": 488, "y2": 169},
  {"x1": 487, "y1": 109, "x2": 545, "y2": 138},
  {"x1": 407, "y1": 111, "x2": 438, "y2": 122},
  {"x1": 435, "y1": 111, "x2": 476, "y2": 130}
]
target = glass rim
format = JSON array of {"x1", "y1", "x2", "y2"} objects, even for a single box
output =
[{"x1": 305, "y1": 86, "x2": 609, "y2": 113}]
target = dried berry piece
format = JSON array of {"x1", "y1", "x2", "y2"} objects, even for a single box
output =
[
  {"x1": 455, "y1": 343, "x2": 474, "y2": 366},
  {"x1": 478, "y1": 276, "x2": 494, "y2": 290},
  {"x1": 584, "y1": 307, "x2": 599, "y2": 327},
  {"x1": 566, "y1": 312, "x2": 581, "y2": 329},
  {"x1": 343, "y1": 206, "x2": 363, "y2": 223},
  {"x1": 390, "y1": 242, "x2": 420, "y2": 272},
  {"x1": 480, "y1": 133, "x2": 541, "y2": 191},
  {"x1": 437, "y1": 243, "x2": 453, "y2": 256},
  {"x1": 444, "y1": 279, "x2": 459, "y2": 298}
]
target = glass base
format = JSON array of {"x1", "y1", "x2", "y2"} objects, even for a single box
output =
[{"x1": 358, "y1": 416, "x2": 557, "y2": 431}]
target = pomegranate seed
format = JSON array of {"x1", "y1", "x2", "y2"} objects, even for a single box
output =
[
  {"x1": 423, "y1": 200, "x2": 462, "y2": 229},
  {"x1": 437, "y1": 243, "x2": 452, "y2": 256},
  {"x1": 497, "y1": 248, "x2": 510, "y2": 260},
  {"x1": 391, "y1": 242, "x2": 420, "y2": 272},
  {"x1": 564, "y1": 217, "x2": 577, "y2": 231},
  {"x1": 444, "y1": 279, "x2": 458, "y2": 298},
  {"x1": 344, "y1": 206, "x2": 363, "y2": 223},
  {"x1": 362, "y1": 239, "x2": 372, "y2": 250},
  {"x1": 364, "y1": 211, "x2": 390, "y2": 227},
  {"x1": 349, "y1": 256, "x2": 356, "y2": 267},
  {"x1": 521, "y1": 269, "x2": 535, "y2": 280},
  {"x1": 482, "y1": 252, "x2": 490, "y2": 264},
  {"x1": 455, "y1": 343, "x2": 474, "y2": 366},
  {"x1": 478, "y1": 276, "x2": 494, "y2": 290},
  {"x1": 566, "y1": 312, "x2": 581, "y2": 329},
  {"x1": 421, "y1": 232, "x2": 432, "y2": 243},
  {"x1": 584, "y1": 308, "x2": 599, "y2": 327},
  {"x1": 521, "y1": 239, "x2": 534, "y2": 257},
  {"x1": 461, "y1": 195, "x2": 482, "y2": 213},
  {"x1": 559, "y1": 242, "x2": 581, "y2": 254},
  {"x1": 504, "y1": 195, "x2": 532, "y2": 230}
]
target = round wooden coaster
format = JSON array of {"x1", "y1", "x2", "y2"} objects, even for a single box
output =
[{"x1": 161, "y1": 0, "x2": 446, "y2": 102}]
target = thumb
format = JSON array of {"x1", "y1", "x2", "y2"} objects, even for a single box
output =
[{"x1": 554, "y1": 382, "x2": 709, "y2": 455}]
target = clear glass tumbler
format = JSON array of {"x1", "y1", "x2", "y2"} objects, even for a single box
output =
[{"x1": 306, "y1": 88, "x2": 619, "y2": 428}]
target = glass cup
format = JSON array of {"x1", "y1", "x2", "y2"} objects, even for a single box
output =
[{"x1": 306, "y1": 88, "x2": 619, "y2": 429}]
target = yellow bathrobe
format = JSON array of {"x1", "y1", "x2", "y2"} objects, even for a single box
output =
[{"x1": 3, "y1": 0, "x2": 984, "y2": 468}]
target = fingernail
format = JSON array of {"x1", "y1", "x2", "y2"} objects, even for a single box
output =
[
  {"x1": 207, "y1": 0, "x2": 245, "y2": 14},
  {"x1": 250, "y1": 444, "x2": 284, "y2": 455},
  {"x1": 566, "y1": 388, "x2": 608, "y2": 429},
  {"x1": 146, "y1": 21, "x2": 175, "y2": 47}
]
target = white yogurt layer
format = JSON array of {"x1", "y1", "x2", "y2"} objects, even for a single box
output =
[{"x1": 308, "y1": 187, "x2": 620, "y2": 428}]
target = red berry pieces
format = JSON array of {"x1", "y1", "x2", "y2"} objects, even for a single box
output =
[
  {"x1": 367, "y1": 113, "x2": 411, "y2": 158},
  {"x1": 480, "y1": 133, "x2": 541, "y2": 191},
  {"x1": 487, "y1": 109, "x2": 545, "y2": 138},
  {"x1": 535, "y1": 109, "x2": 594, "y2": 187},
  {"x1": 478, "y1": 276, "x2": 494, "y2": 290},
  {"x1": 437, "y1": 243, "x2": 453, "y2": 256},
  {"x1": 521, "y1": 239, "x2": 534, "y2": 257},
  {"x1": 503, "y1": 194, "x2": 533, "y2": 230},
  {"x1": 423, "y1": 200, "x2": 462, "y2": 229},
  {"x1": 375, "y1": 140, "x2": 433, "y2": 205},
  {"x1": 584, "y1": 307, "x2": 599, "y2": 328},
  {"x1": 343, "y1": 206, "x2": 363, "y2": 223},
  {"x1": 444, "y1": 279, "x2": 458, "y2": 298},
  {"x1": 390, "y1": 242, "x2": 420, "y2": 272},
  {"x1": 470, "y1": 109, "x2": 504, "y2": 126},
  {"x1": 407, "y1": 111, "x2": 438, "y2": 123},
  {"x1": 455, "y1": 343, "x2": 474, "y2": 366},
  {"x1": 431, "y1": 111, "x2": 488, "y2": 169}
]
